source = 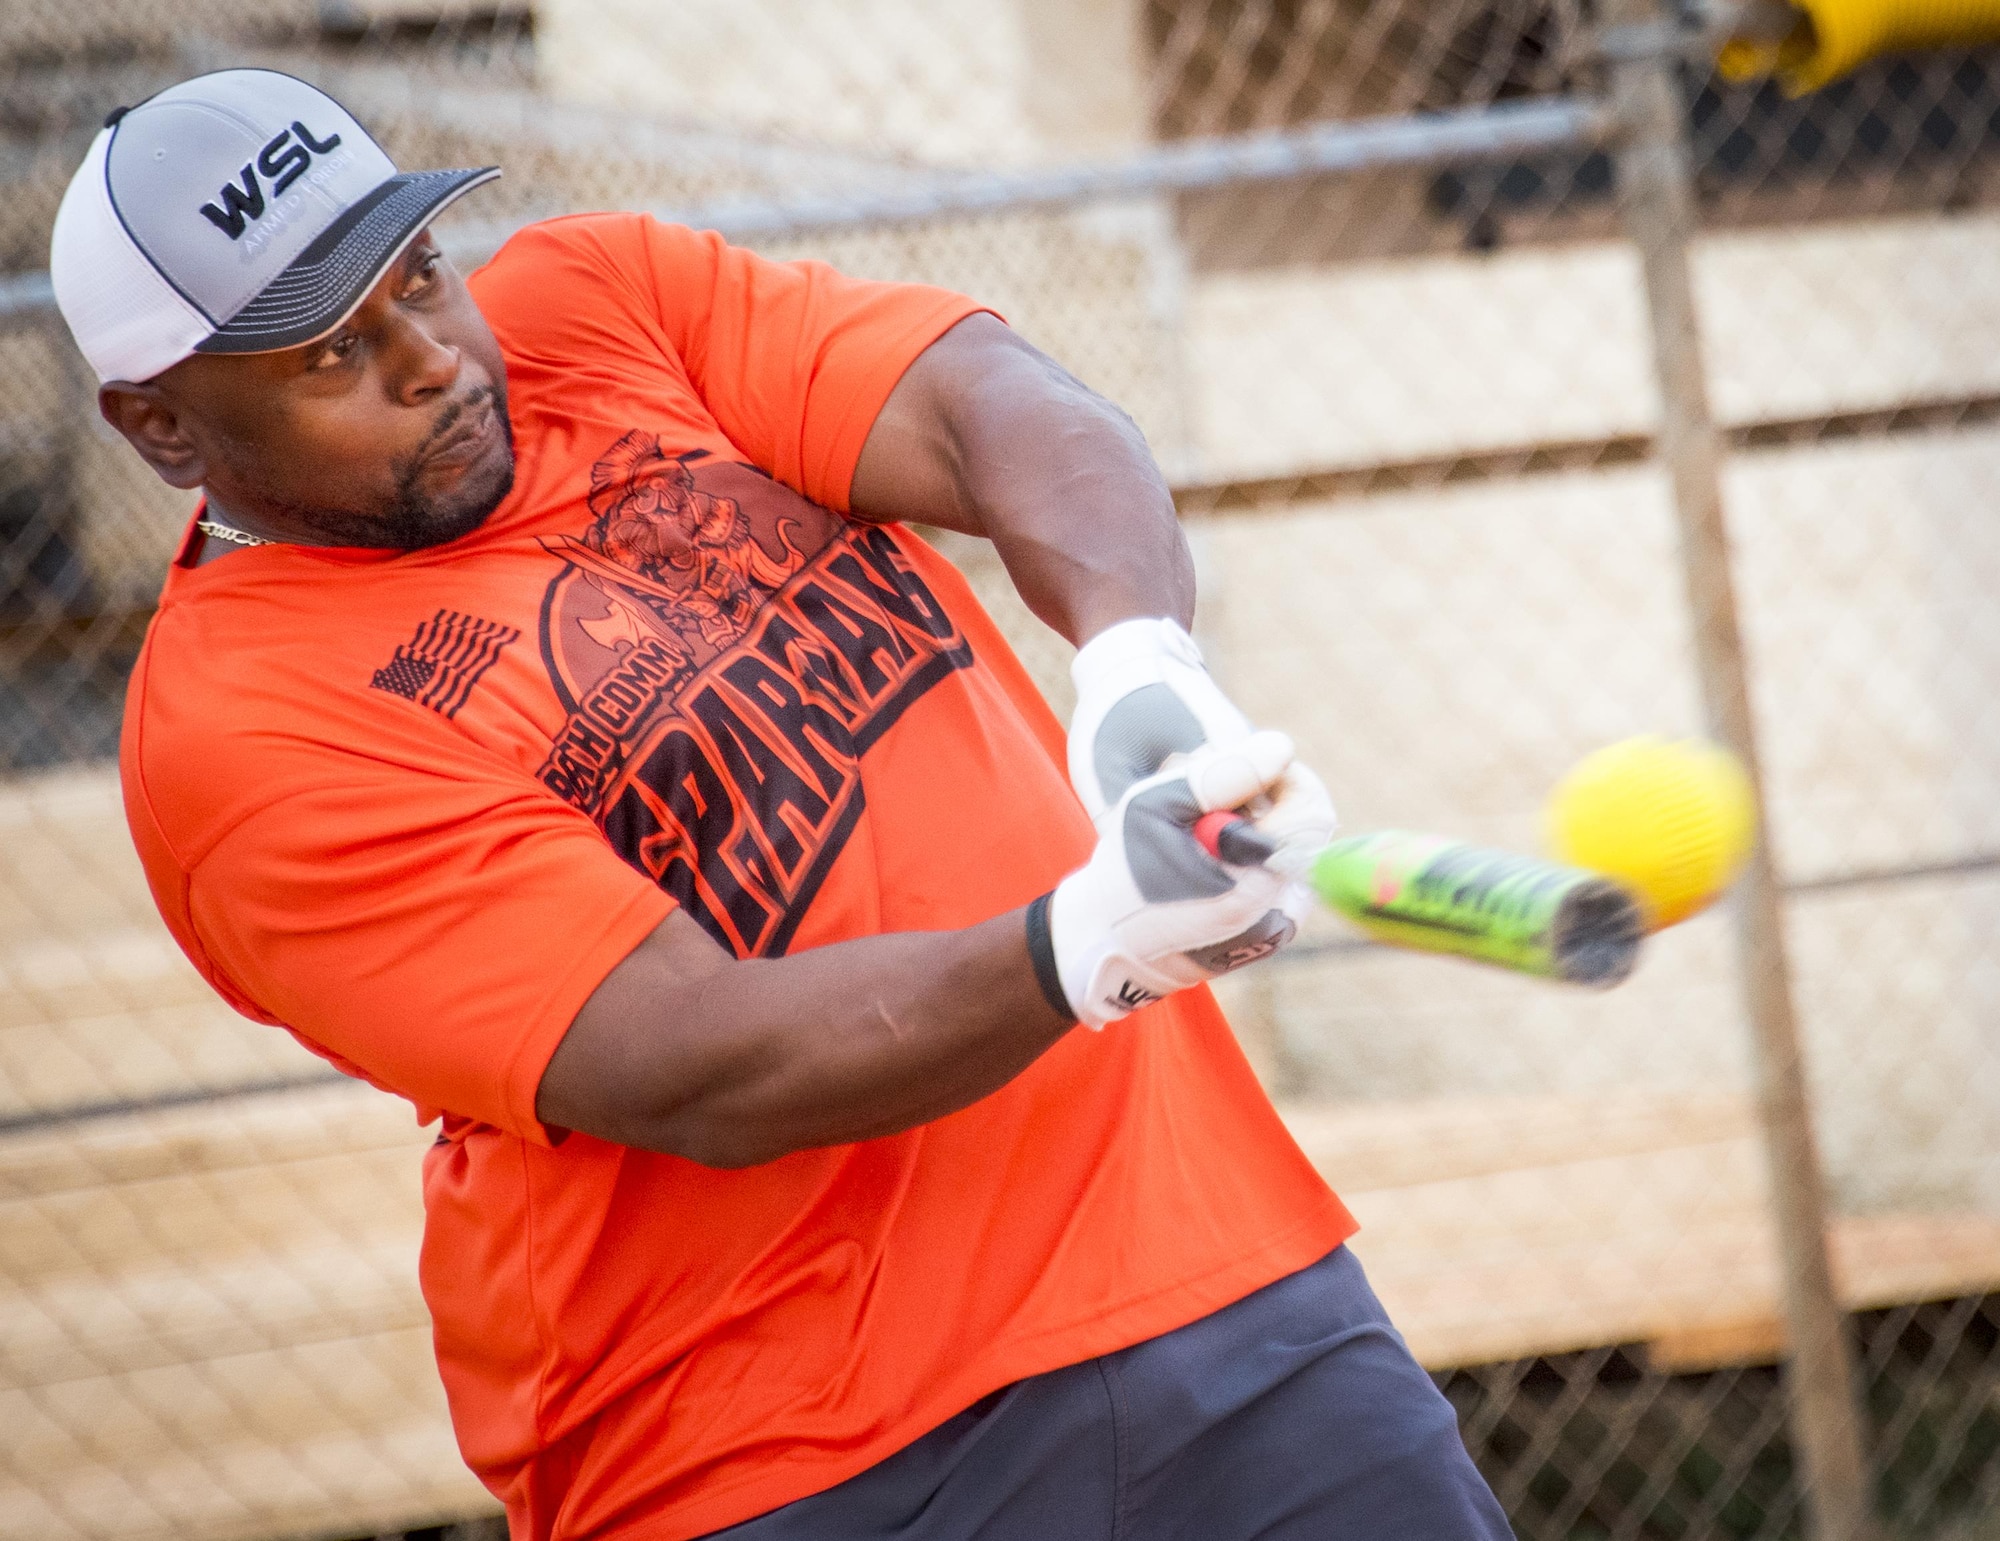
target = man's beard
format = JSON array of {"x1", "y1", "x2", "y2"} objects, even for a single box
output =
[{"x1": 260, "y1": 385, "x2": 517, "y2": 551}]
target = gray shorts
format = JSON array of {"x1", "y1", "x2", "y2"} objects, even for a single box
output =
[{"x1": 704, "y1": 1245, "x2": 1514, "y2": 1540}]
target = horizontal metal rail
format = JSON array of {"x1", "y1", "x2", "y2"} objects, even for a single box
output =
[
  {"x1": 1176, "y1": 390, "x2": 2000, "y2": 515},
  {"x1": 451, "y1": 94, "x2": 1610, "y2": 253},
  {"x1": 0, "y1": 1068, "x2": 354, "y2": 1138},
  {"x1": 0, "y1": 269, "x2": 53, "y2": 320},
  {"x1": 0, "y1": 96, "x2": 1609, "y2": 321}
]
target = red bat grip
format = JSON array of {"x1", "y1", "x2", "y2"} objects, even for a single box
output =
[{"x1": 1193, "y1": 811, "x2": 1280, "y2": 866}]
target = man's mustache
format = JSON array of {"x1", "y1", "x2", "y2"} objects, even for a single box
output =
[
  {"x1": 394, "y1": 384, "x2": 508, "y2": 489},
  {"x1": 416, "y1": 385, "x2": 498, "y2": 457}
]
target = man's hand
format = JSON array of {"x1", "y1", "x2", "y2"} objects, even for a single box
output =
[
  {"x1": 1041, "y1": 731, "x2": 1312, "y2": 1027},
  {"x1": 1067, "y1": 616, "x2": 1250, "y2": 819},
  {"x1": 1068, "y1": 616, "x2": 1337, "y2": 879}
]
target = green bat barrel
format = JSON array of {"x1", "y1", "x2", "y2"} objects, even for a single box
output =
[{"x1": 1308, "y1": 831, "x2": 1643, "y2": 987}]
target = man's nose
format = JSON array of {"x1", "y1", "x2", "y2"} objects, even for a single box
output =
[{"x1": 383, "y1": 313, "x2": 461, "y2": 405}]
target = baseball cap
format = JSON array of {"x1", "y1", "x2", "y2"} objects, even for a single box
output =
[{"x1": 50, "y1": 68, "x2": 499, "y2": 384}]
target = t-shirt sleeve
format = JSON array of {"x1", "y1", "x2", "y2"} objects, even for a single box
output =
[
  {"x1": 184, "y1": 757, "x2": 676, "y2": 1142},
  {"x1": 633, "y1": 218, "x2": 988, "y2": 510}
]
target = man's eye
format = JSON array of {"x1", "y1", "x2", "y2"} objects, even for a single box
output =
[
  {"x1": 406, "y1": 252, "x2": 443, "y2": 295},
  {"x1": 307, "y1": 333, "x2": 358, "y2": 370}
]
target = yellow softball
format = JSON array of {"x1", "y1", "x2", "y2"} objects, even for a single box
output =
[{"x1": 1545, "y1": 736, "x2": 1757, "y2": 930}]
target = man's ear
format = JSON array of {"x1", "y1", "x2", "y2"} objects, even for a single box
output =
[{"x1": 98, "y1": 382, "x2": 206, "y2": 491}]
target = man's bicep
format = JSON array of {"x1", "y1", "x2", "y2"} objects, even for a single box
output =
[
  {"x1": 188, "y1": 773, "x2": 674, "y2": 1139},
  {"x1": 534, "y1": 906, "x2": 735, "y2": 1151},
  {"x1": 848, "y1": 312, "x2": 1025, "y2": 535},
  {"x1": 637, "y1": 217, "x2": 986, "y2": 509}
]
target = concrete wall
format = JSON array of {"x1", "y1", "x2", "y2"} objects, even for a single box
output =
[
  {"x1": 537, "y1": 0, "x2": 1151, "y2": 164},
  {"x1": 1183, "y1": 210, "x2": 2000, "y2": 484}
]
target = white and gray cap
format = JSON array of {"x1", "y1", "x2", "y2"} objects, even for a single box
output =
[{"x1": 50, "y1": 68, "x2": 499, "y2": 384}]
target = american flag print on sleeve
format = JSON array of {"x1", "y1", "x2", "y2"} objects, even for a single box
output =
[{"x1": 370, "y1": 609, "x2": 521, "y2": 720}]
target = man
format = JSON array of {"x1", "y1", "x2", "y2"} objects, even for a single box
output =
[{"x1": 53, "y1": 69, "x2": 1513, "y2": 1540}]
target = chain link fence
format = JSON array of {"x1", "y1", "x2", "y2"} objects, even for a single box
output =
[{"x1": 6, "y1": 3, "x2": 2000, "y2": 1539}]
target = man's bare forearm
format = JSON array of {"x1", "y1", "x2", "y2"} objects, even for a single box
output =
[
  {"x1": 850, "y1": 314, "x2": 1194, "y2": 645},
  {"x1": 538, "y1": 908, "x2": 1073, "y2": 1167},
  {"x1": 947, "y1": 336, "x2": 1192, "y2": 642}
]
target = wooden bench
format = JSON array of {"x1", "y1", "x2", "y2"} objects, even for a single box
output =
[
  {"x1": 1290, "y1": 1092, "x2": 2000, "y2": 1372},
  {"x1": 0, "y1": 1084, "x2": 491, "y2": 1541}
]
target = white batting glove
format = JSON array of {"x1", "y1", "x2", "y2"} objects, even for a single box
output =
[
  {"x1": 1027, "y1": 730, "x2": 1313, "y2": 1028},
  {"x1": 1066, "y1": 616, "x2": 1338, "y2": 873},
  {"x1": 1250, "y1": 760, "x2": 1340, "y2": 878},
  {"x1": 1067, "y1": 617, "x2": 1253, "y2": 824}
]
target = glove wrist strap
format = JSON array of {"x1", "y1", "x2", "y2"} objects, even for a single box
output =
[
  {"x1": 1069, "y1": 616, "x2": 1200, "y2": 693},
  {"x1": 1023, "y1": 892, "x2": 1076, "y2": 1024}
]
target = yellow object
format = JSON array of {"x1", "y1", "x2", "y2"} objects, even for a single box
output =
[
  {"x1": 1719, "y1": 0, "x2": 2000, "y2": 96},
  {"x1": 1545, "y1": 737, "x2": 1757, "y2": 930}
]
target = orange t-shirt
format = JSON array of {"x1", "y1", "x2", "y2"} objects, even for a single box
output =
[{"x1": 120, "y1": 213, "x2": 1355, "y2": 1540}]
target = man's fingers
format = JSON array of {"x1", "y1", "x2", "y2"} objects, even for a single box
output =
[
  {"x1": 1254, "y1": 762, "x2": 1339, "y2": 877},
  {"x1": 1051, "y1": 729, "x2": 1311, "y2": 1026},
  {"x1": 1278, "y1": 879, "x2": 1317, "y2": 931},
  {"x1": 1185, "y1": 729, "x2": 1294, "y2": 814}
]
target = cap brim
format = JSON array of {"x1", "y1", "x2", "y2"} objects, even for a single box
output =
[{"x1": 195, "y1": 165, "x2": 500, "y2": 355}]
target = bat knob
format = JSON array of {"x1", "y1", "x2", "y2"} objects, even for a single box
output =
[
  {"x1": 1194, "y1": 811, "x2": 1281, "y2": 866},
  {"x1": 1193, "y1": 811, "x2": 1234, "y2": 856}
]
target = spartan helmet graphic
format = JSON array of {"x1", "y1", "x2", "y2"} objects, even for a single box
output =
[{"x1": 582, "y1": 432, "x2": 799, "y2": 648}]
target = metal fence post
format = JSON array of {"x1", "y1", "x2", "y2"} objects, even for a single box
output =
[{"x1": 1605, "y1": 10, "x2": 1879, "y2": 1539}]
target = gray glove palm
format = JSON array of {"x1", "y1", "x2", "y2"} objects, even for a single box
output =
[{"x1": 1067, "y1": 616, "x2": 1338, "y2": 881}]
